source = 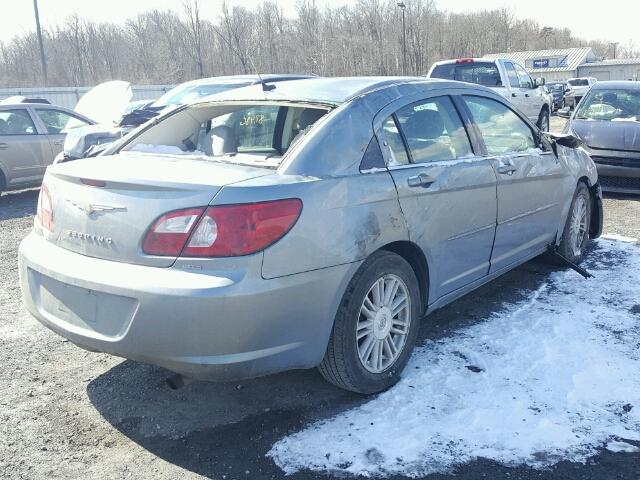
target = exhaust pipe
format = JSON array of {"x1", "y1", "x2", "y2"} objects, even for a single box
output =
[{"x1": 166, "y1": 374, "x2": 193, "y2": 390}]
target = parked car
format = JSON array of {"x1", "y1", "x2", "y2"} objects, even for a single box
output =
[
  {"x1": 0, "y1": 97, "x2": 94, "y2": 196},
  {"x1": 57, "y1": 74, "x2": 315, "y2": 162},
  {"x1": 19, "y1": 77, "x2": 602, "y2": 394},
  {"x1": 547, "y1": 81, "x2": 568, "y2": 110},
  {"x1": 566, "y1": 81, "x2": 640, "y2": 194},
  {"x1": 427, "y1": 58, "x2": 552, "y2": 131},
  {"x1": 566, "y1": 77, "x2": 597, "y2": 108}
]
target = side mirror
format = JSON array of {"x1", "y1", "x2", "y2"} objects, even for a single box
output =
[
  {"x1": 542, "y1": 131, "x2": 582, "y2": 150},
  {"x1": 534, "y1": 78, "x2": 545, "y2": 87}
]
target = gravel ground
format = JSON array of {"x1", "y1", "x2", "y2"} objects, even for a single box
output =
[{"x1": 1, "y1": 121, "x2": 639, "y2": 480}]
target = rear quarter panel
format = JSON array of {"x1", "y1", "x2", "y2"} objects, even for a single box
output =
[{"x1": 212, "y1": 171, "x2": 408, "y2": 279}]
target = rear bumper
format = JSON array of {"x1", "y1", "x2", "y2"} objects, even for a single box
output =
[{"x1": 19, "y1": 232, "x2": 357, "y2": 381}]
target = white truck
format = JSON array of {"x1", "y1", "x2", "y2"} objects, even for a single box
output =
[
  {"x1": 427, "y1": 58, "x2": 552, "y2": 131},
  {"x1": 566, "y1": 77, "x2": 598, "y2": 109}
]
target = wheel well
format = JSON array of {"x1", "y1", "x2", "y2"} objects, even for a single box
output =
[
  {"x1": 380, "y1": 241, "x2": 429, "y2": 311},
  {"x1": 0, "y1": 168, "x2": 6, "y2": 192},
  {"x1": 577, "y1": 176, "x2": 602, "y2": 238},
  {"x1": 541, "y1": 103, "x2": 550, "y2": 116}
]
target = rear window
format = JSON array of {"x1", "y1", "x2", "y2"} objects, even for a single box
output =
[
  {"x1": 568, "y1": 79, "x2": 589, "y2": 87},
  {"x1": 430, "y1": 62, "x2": 502, "y2": 87},
  {"x1": 121, "y1": 103, "x2": 329, "y2": 168}
]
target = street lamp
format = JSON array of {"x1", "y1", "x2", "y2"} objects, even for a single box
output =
[{"x1": 397, "y1": 1, "x2": 406, "y2": 75}]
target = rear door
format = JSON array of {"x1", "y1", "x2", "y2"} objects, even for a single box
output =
[
  {"x1": 461, "y1": 95, "x2": 567, "y2": 272},
  {"x1": 32, "y1": 107, "x2": 92, "y2": 165},
  {"x1": 503, "y1": 61, "x2": 528, "y2": 113},
  {"x1": 377, "y1": 94, "x2": 497, "y2": 301},
  {"x1": 512, "y1": 63, "x2": 540, "y2": 120},
  {"x1": 0, "y1": 107, "x2": 50, "y2": 186}
]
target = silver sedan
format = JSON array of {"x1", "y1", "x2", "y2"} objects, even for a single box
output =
[{"x1": 19, "y1": 77, "x2": 602, "y2": 393}]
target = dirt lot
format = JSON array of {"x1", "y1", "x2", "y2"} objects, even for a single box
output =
[{"x1": 1, "y1": 121, "x2": 639, "y2": 479}]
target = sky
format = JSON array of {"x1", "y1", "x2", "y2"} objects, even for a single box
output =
[{"x1": 1, "y1": 0, "x2": 637, "y2": 47}]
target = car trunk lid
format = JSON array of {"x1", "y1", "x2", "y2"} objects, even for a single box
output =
[{"x1": 44, "y1": 154, "x2": 272, "y2": 267}]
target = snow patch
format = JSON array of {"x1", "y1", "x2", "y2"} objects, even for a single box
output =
[
  {"x1": 606, "y1": 441, "x2": 640, "y2": 453},
  {"x1": 269, "y1": 237, "x2": 640, "y2": 477}
]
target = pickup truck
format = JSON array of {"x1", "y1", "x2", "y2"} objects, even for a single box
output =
[
  {"x1": 427, "y1": 58, "x2": 552, "y2": 131},
  {"x1": 566, "y1": 77, "x2": 598, "y2": 109}
]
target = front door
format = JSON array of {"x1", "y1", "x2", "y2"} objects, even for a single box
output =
[
  {"x1": 461, "y1": 95, "x2": 567, "y2": 272},
  {"x1": 378, "y1": 95, "x2": 497, "y2": 302}
]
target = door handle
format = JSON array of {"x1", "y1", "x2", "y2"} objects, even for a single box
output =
[
  {"x1": 511, "y1": 93, "x2": 518, "y2": 97},
  {"x1": 407, "y1": 172, "x2": 435, "y2": 188},
  {"x1": 525, "y1": 93, "x2": 530, "y2": 97},
  {"x1": 0, "y1": 143, "x2": 8, "y2": 149},
  {"x1": 496, "y1": 161, "x2": 517, "y2": 175}
]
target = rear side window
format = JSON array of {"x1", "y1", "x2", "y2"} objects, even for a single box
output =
[
  {"x1": 513, "y1": 64, "x2": 533, "y2": 89},
  {"x1": 394, "y1": 96, "x2": 473, "y2": 164},
  {"x1": 463, "y1": 96, "x2": 536, "y2": 155},
  {"x1": 380, "y1": 116, "x2": 410, "y2": 166},
  {"x1": 0, "y1": 109, "x2": 36, "y2": 135},
  {"x1": 430, "y1": 62, "x2": 502, "y2": 87}
]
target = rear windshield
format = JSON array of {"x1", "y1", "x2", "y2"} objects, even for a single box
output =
[
  {"x1": 568, "y1": 79, "x2": 589, "y2": 87},
  {"x1": 430, "y1": 62, "x2": 502, "y2": 87},
  {"x1": 120, "y1": 103, "x2": 329, "y2": 167}
]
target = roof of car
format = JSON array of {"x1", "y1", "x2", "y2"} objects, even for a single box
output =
[
  {"x1": 180, "y1": 74, "x2": 316, "y2": 87},
  {"x1": 590, "y1": 81, "x2": 640, "y2": 90},
  {"x1": 195, "y1": 76, "x2": 461, "y2": 105}
]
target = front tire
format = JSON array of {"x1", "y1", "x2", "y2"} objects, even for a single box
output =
[
  {"x1": 318, "y1": 250, "x2": 421, "y2": 394},
  {"x1": 537, "y1": 108, "x2": 550, "y2": 132},
  {"x1": 557, "y1": 182, "x2": 591, "y2": 263}
]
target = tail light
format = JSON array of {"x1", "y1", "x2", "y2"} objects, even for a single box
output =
[
  {"x1": 36, "y1": 184, "x2": 54, "y2": 233},
  {"x1": 143, "y1": 199, "x2": 302, "y2": 257}
]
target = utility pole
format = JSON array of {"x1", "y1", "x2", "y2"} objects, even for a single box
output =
[
  {"x1": 397, "y1": 1, "x2": 406, "y2": 75},
  {"x1": 611, "y1": 42, "x2": 619, "y2": 59},
  {"x1": 33, "y1": 0, "x2": 47, "y2": 85}
]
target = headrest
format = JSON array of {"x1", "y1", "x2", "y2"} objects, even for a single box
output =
[
  {"x1": 297, "y1": 109, "x2": 326, "y2": 130},
  {"x1": 208, "y1": 125, "x2": 238, "y2": 156},
  {"x1": 403, "y1": 108, "x2": 444, "y2": 141}
]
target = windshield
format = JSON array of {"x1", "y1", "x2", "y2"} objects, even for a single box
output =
[
  {"x1": 121, "y1": 102, "x2": 329, "y2": 167},
  {"x1": 550, "y1": 84, "x2": 565, "y2": 92},
  {"x1": 151, "y1": 82, "x2": 250, "y2": 108},
  {"x1": 568, "y1": 79, "x2": 589, "y2": 87},
  {"x1": 574, "y1": 88, "x2": 640, "y2": 121},
  {"x1": 430, "y1": 62, "x2": 502, "y2": 87}
]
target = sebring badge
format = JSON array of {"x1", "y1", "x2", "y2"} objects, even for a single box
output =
[
  {"x1": 66, "y1": 199, "x2": 126, "y2": 216},
  {"x1": 67, "y1": 230, "x2": 113, "y2": 245}
]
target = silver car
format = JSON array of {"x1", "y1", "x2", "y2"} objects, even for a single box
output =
[
  {"x1": 19, "y1": 78, "x2": 603, "y2": 393},
  {"x1": 0, "y1": 100, "x2": 93, "y2": 195}
]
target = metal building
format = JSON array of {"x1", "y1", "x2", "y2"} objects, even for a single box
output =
[
  {"x1": 484, "y1": 47, "x2": 598, "y2": 82},
  {"x1": 577, "y1": 59, "x2": 640, "y2": 81}
]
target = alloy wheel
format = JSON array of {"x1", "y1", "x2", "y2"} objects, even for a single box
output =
[
  {"x1": 356, "y1": 274, "x2": 411, "y2": 373},
  {"x1": 569, "y1": 195, "x2": 588, "y2": 257}
]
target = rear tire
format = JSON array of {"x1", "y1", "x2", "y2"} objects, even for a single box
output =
[
  {"x1": 318, "y1": 250, "x2": 421, "y2": 394},
  {"x1": 557, "y1": 182, "x2": 591, "y2": 264},
  {"x1": 537, "y1": 108, "x2": 550, "y2": 132}
]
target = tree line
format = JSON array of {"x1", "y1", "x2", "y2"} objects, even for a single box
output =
[{"x1": 1, "y1": 0, "x2": 637, "y2": 88}]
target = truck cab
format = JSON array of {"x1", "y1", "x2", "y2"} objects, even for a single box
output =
[{"x1": 427, "y1": 58, "x2": 552, "y2": 131}]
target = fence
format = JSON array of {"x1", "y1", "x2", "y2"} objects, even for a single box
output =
[{"x1": 0, "y1": 84, "x2": 174, "y2": 109}]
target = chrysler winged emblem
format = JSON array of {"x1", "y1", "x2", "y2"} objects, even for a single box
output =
[{"x1": 66, "y1": 199, "x2": 126, "y2": 216}]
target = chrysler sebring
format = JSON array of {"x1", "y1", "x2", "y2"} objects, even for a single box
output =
[{"x1": 19, "y1": 77, "x2": 602, "y2": 393}]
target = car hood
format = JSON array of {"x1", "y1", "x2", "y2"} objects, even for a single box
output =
[
  {"x1": 570, "y1": 119, "x2": 640, "y2": 153},
  {"x1": 74, "y1": 81, "x2": 133, "y2": 125}
]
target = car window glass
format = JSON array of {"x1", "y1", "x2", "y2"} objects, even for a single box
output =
[
  {"x1": 35, "y1": 108, "x2": 89, "y2": 134},
  {"x1": 463, "y1": 95, "x2": 536, "y2": 155},
  {"x1": 504, "y1": 62, "x2": 520, "y2": 88},
  {"x1": 431, "y1": 62, "x2": 501, "y2": 87},
  {"x1": 514, "y1": 64, "x2": 533, "y2": 89},
  {"x1": 394, "y1": 96, "x2": 473, "y2": 163},
  {"x1": 0, "y1": 109, "x2": 36, "y2": 135},
  {"x1": 380, "y1": 116, "x2": 410, "y2": 166}
]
